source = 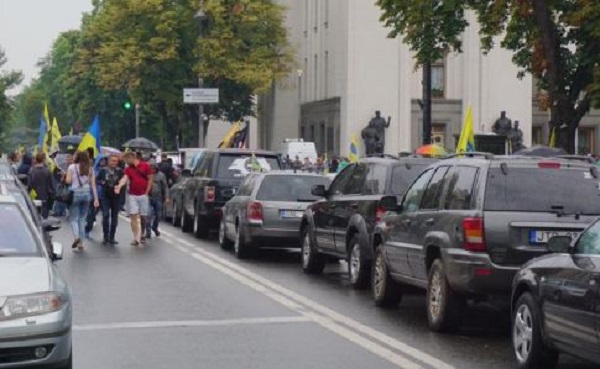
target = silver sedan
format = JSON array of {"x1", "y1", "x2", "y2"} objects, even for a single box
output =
[
  {"x1": 219, "y1": 172, "x2": 331, "y2": 259},
  {"x1": 0, "y1": 197, "x2": 72, "y2": 369}
]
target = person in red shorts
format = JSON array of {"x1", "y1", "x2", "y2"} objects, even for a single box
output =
[{"x1": 115, "y1": 152, "x2": 154, "y2": 246}]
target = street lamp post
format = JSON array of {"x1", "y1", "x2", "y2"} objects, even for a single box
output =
[
  {"x1": 135, "y1": 103, "x2": 141, "y2": 138},
  {"x1": 297, "y1": 69, "x2": 303, "y2": 138},
  {"x1": 195, "y1": 5, "x2": 207, "y2": 148}
]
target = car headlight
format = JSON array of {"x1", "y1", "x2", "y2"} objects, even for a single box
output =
[{"x1": 0, "y1": 292, "x2": 67, "y2": 320}]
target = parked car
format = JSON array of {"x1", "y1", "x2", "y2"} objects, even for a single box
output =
[
  {"x1": 510, "y1": 226, "x2": 600, "y2": 369},
  {"x1": 166, "y1": 150, "x2": 207, "y2": 222},
  {"x1": 180, "y1": 149, "x2": 282, "y2": 238},
  {"x1": 372, "y1": 154, "x2": 600, "y2": 333},
  {"x1": 300, "y1": 157, "x2": 437, "y2": 288},
  {"x1": 0, "y1": 195, "x2": 71, "y2": 368},
  {"x1": 220, "y1": 172, "x2": 331, "y2": 258}
]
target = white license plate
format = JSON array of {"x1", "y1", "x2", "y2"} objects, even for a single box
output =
[
  {"x1": 529, "y1": 230, "x2": 580, "y2": 244},
  {"x1": 281, "y1": 210, "x2": 304, "y2": 218}
]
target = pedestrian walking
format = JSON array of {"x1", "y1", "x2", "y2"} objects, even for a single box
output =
[
  {"x1": 17, "y1": 152, "x2": 33, "y2": 176},
  {"x1": 115, "y1": 152, "x2": 153, "y2": 246},
  {"x1": 97, "y1": 154, "x2": 124, "y2": 245},
  {"x1": 146, "y1": 164, "x2": 169, "y2": 239},
  {"x1": 84, "y1": 156, "x2": 107, "y2": 237},
  {"x1": 65, "y1": 151, "x2": 99, "y2": 251},
  {"x1": 27, "y1": 153, "x2": 55, "y2": 219}
]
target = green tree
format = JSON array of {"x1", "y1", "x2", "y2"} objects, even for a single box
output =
[
  {"x1": 377, "y1": 0, "x2": 600, "y2": 153},
  {"x1": 0, "y1": 47, "x2": 23, "y2": 148}
]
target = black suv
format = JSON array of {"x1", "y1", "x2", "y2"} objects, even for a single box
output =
[
  {"x1": 372, "y1": 154, "x2": 600, "y2": 333},
  {"x1": 180, "y1": 149, "x2": 282, "y2": 238},
  {"x1": 300, "y1": 157, "x2": 436, "y2": 288}
]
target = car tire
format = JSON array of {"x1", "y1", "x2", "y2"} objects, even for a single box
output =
[
  {"x1": 426, "y1": 259, "x2": 465, "y2": 333},
  {"x1": 301, "y1": 227, "x2": 326, "y2": 274},
  {"x1": 234, "y1": 223, "x2": 251, "y2": 259},
  {"x1": 372, "y1": 245, "x2": 402, "y2": 308},
  {"x1": 181, "y1": 208, "x2": 193, "y2": 233},
  {"x1": 219, "y1": 219, "x2": 233, "y2": 250},
  {"x1": 348, "y1": 235, "x2": 370, "y2": 289},
  {"x1": 171, "y1": 202, "x2": 181, "y2": 227},
  {"x1": 513, "y1": 292, "x2": 559, "y2": 369},
  {"x1": 194, "y1": 206, "x2": 209, "y2": 239}
]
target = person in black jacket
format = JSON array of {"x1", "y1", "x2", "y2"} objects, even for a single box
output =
[
  {"x1": 18, "y1": 153, "x2": 33, "y2": 176},
  {"x1": 97, "y1": 154, "x2": 124, "y2": 245},
  {"x1": 27, "y1": 153, "x2": 55, "y2": 218}
]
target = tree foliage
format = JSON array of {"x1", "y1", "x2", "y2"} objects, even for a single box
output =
[
  {"x1": 0, "y1": 47, "x2": 23, "y2": 148},
  {"x1": 11, "y1": 0, "x2": 293, "y2": 149},
  {"x1": 377, "y1": 0, "x2": 600, "y2": 153}
]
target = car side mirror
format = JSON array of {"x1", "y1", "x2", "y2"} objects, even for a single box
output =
[
  {"x1": 379, "y1": 195, "x2": 400, "y2": 212},
  {"x1": 52, "y1": 242, "x2": 64, "y2": 261},
  {"x1": 547, "y1": 236, "x2": 572, "y2": 254},
  {"x1": 181, "y1": 169, "x2": 192, "y2": 178},
  {"x1": 42, "y1": 218, "x2": 61, "y2": 232},
  {"x1": 311, "y1": 184, "x2": 327, "y2": 198}
]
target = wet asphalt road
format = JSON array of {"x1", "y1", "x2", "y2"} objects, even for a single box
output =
[{"x1": 51, "y1": 215, "x2": 598, "y2": 369}]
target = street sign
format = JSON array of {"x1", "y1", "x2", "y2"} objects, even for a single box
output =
[{"x1": 183, "y1": 88, "x2": 219, "y2": 104}]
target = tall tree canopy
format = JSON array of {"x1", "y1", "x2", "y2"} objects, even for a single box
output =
[
  {"x1": 377, "y1": 0, "x2": 600, "y2": 153},
  {"x1": 0, "y1": 47, "x2": 23, "y2": 148},
  {"x1": 10, "y1": 0, "x2": 293, "y2": 149}
]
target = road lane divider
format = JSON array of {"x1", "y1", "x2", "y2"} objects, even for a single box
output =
[{"x1": 156, "y1": 227, "x2": 455, "y2": 369}]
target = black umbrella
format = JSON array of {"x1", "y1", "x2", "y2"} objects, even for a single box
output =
[
  {"x1": 513, "y1": 146, "x2": 567, "y2": 158},
  {"x1": 58, "y1": 135, "x2": 83, "y2": 153},
  {"x1": 122, "y1": 137, "x2": 159, "y2": 151}
]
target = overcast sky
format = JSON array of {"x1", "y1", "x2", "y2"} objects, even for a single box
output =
[{"x1": 0, "y1": 0, "x2": 92, "y2": 94}]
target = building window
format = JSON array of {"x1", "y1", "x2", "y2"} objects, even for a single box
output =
[
  {"x1": 314, "y1": 54, "x2": 318, "y2": 99},
  {"x1": 324, "y1": 51, "x2": 329, "y2": 98},
  {"x1": 320, "y1": 123, "x2": 326, "y2": 153},
  {"x1": 432, "y1": 58, "x2": 445, "y2": 98},
  {"x1": 532, "y1": 126, "x2": 543, "y2": 146},
  {"x1": 327, "y1": 126, "x2": 334, "y2": 154},
  {"x1": 301, "y1": 126, "x2": 306, "y2": 141},
  {"x1": 432, "y1": 123, "x2": 446, "y2": 146},
  {"x1": 303, "y1": 57, "x2": 308, "y2": 101},
  {"x1": 310, "y1": 125, "x2": 316, "y2": 142},
  {"x1": 578, "y1": 127, "x2": 595, "y2": 155}
]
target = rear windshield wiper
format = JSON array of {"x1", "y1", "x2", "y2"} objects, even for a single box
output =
[
  {"x1": 550, "y1": 205, "x2": 581, "y2": 219},
  {"x1": 297, "y1": 198, "x2": 317, "y2": 203}
]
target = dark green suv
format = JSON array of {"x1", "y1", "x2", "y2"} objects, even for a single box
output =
[{"x1": 372, "y1": 154, "x2": 600, "y2": 333}]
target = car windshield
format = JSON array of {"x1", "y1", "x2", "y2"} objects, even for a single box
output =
[
  {"x1": 390, "y1": 164, "x2": 430, "y2": 195},
  {"x1": 485, "y1": 167, "x2": 600, "y2": 214},
  {"x1": 217, "y1": 155, "x2": 281, "y2": 180},
  {"x1": 256, "y1": 175, "x2": 332, "y2": 202},
  {"x1": 0, "y1": 204, "x2": 41, "y2": 257}
]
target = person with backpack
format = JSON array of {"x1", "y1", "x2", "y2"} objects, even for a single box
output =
[
  {"x1": 27, "y1": 153, "x2": 55, "y2": 219},
  {"x1": 97, "y1": 154, "x2": 124, "y2": 245}
]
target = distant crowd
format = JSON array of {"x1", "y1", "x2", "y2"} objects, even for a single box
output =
[{"x1": 282, "y1": 155, "x2": 351, "y2": 174}]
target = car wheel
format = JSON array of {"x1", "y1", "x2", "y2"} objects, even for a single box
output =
[
  {"x1": 348, "y1": 235, "x2": 371, "y2": 289},
  {"x1": 194, "y1": 207, "x2": 209, "y2": 239},
  {"x1": 234, "y1": 223, "x2": 251, "y2": 259},
  {"x1": 219, "y1": 219, "x2": 233, "y2": 250},
  {"x1": 181, "y1": 208, "x2": 193, "y2": 233},
  {"x1": 372, "y1": 245, "x2": 402, "y2": 308},
  {"x1": 171, "y1": 202, "x2": 181, "y2": 227},
  {"x1": 427, "y1": 259, "x2": 465, "y2": 333},
  {"x1": 513, "y1": 292, "x2": 559, "y2": 369},
  {"x1": 301, "y1": 227, "x2": 326, "y2": 274}
]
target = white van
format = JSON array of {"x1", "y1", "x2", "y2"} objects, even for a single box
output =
[{"x1": 278, "y1": 139, "x2": 318, "y2": 162}]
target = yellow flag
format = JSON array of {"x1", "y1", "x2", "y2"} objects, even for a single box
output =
[
  {"x1": 42, "y1": 104, "x2": 51, "y2": 153},
  {"x1": 218, "y1": 122, "x2": 242, "y2": 148},
  {"x1": 349, "y1": 134, "x2": 359, "y2": 163},
  {"x1": 29, "y1": 188, "x2": 37, "y2": 200},
  {"x1": 549, "y1": 128, "x2": 556, "y2": 148},
  {"x1": 456, "y1": 106, "x2": 475, "y2": 153},
  {"x1": 50, "y1": 117, "x2": 62, "y2": 152}
]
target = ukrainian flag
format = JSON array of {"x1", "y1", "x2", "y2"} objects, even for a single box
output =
[
  {"x1": 349, "y1": 134, "x2": 360, "y2": 163},
  {"x1": 456, "y1": 106, "x2": 475, "y2": 153},
  {"x1": 78, "y1": 115, "x2": 101, "y2": 157}
]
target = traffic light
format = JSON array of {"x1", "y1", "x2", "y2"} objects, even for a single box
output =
[{"x1": 123, "y1": 101, "x2": 132, "y2": 110}]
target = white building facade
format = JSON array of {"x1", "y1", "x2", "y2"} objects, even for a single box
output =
[{"x1": 259, "y1": 0, "x2": 539, "y2": 156}]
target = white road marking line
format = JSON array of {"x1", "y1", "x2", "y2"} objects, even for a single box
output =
[
  {"x1": 74, "y1": 316, "x2": 311, "y2": 332},
  {"x1": 160, "y1": 229, "x2": 454, "y2": 369}
]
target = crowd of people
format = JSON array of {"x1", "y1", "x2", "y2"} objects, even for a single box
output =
[
  {"x1": 7, "y1": 149, "x2": 177, "y2": 251},
  {"x1": 282, "y1": 155, "x2": 351, "y2": 174}
]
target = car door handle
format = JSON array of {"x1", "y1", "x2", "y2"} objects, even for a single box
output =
[{"x1": 425, "y1": 218, "x2": 435, "y2": 227}]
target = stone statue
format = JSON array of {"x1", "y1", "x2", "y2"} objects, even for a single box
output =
[
  {"x1": 361, "y1": 125, "x2": 382, "y2": 156},
  {"x1": 366, "y1": 111, "x2": 391, "y2": 154},
  {"x1": 492, "y1": 111, "x2": 513, "y2": 137},
  {"x1": 510, "y1": 121, "x2": 525, "y2": 152}
]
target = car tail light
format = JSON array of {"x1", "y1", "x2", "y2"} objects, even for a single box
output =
[
  {"x1": 247, "y1": 202, "x2": 263, "y2": 222},
  {"x1": 375, "y1": 206, "x2": 387, "y2": 222},
  {"x1": 463, "y1": 217, "x2": 486, "y2": 252},
  {"x1": 205, "y1": 186, "x2": 216, "y2": 203},
  {"x1": 538, "y1": 162, "x2": 561, "y2": 169}
]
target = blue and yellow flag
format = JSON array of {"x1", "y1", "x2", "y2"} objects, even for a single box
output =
[
  {"x1": 50, "y1": 117, "x2": 62, "y2": 152},
  {"x1": 37, "y1": 115, "x2": 48, "y2": 154},
  {"x1": 78, "y1": 115, "x2": 101, "y2": 157},
  {"x1": 456, "y1": 106, "x2": 475, "y2": 153},
  {"x1": 349, "y1": 134, "x2": 360, "y2": 163}
]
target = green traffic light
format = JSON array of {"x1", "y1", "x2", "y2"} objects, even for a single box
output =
[{"x1": 124, "y1": 101, "x2": 132, "y2": 110}]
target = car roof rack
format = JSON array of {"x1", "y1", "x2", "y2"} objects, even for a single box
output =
[{"x1": 443, "y1": 152, "x2": 494, "y2": 160}]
